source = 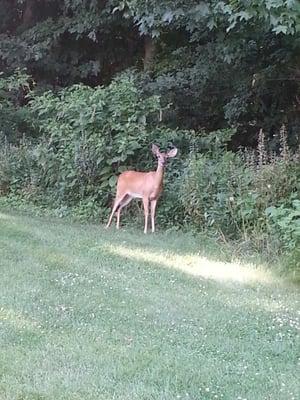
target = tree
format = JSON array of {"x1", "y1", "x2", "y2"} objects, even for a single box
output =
[
  {"x1": 0, "y1": 0, "x2": 143, "y2": 86},
  {"x1": 0, "y1": 0, "x2": 299, "y2": 145}
]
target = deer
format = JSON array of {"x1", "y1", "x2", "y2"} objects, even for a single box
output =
[{"x1": 106, "y1": 144, "x2": 178, "y2": 234}]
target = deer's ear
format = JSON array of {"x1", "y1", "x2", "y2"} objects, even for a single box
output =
[
  {"x1": 167, "y1": 147, "x2": 178, "y2": 158},
  {"x1": 151, "y1": 144, "x2": 160, "y2": 156}
]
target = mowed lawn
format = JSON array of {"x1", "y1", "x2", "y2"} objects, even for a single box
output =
[{"x1": 0, "y1": 211, "x2": 299, "y2": 400}]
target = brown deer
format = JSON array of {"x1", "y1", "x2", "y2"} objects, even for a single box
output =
[{"x1": 106, "y1": 144, "x2": 178, "y2": 233}]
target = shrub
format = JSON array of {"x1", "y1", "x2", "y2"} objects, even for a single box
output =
[
  {"x1": 25, "y1": 75, "x2": 160, "y2": 206},
  {"x1": 180, "y1": 150, "x2": 252, "y2": 237},
  {"x1": 266, "y1": 199, "x2": 300, "y2": 279},
  {"x1": 266, "y1": 199, "x2": 300, "y2": 251},
  {"x1": 0, "y1": 139, "x2": 38, "y2": 197},
  {"x1": 0, "y1": 70, "x2": 32, "y2": 142},
  {"x1": 0, "y1": 74, "x2": 191, "y2": 219},
  {"x1": 179, "y1": 128, "x2": 300, "y2": 254}
]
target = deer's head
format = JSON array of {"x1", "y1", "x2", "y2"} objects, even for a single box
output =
[{"x1": 151, "y1": 144, "x2": 178, "y2": 167}]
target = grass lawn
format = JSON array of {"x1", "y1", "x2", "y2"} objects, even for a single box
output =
[{"x1": 0, "y1": 211, "x2": 299, "y2": 400}]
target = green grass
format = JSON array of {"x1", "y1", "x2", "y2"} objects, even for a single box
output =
[{"x1": 0, "y1": 211, "x2": 299, "y2": 400}]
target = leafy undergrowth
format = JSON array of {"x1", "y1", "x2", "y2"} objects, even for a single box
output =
[{"x1": 0, "y1": 211, "x2": 299, "y2": 400}]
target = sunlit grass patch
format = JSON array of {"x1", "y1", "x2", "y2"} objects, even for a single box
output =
[{"x1": 104, "y1": 243, "x2": 274, "y2": 284}]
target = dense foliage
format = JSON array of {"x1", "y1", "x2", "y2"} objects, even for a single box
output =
[
  {"x1": 0, "y1": 1, "x2": 299, "y2": 275},
  {"x1": 1, "y1": 1, "x2": 299, "y2": 139},
  {"x1": 0, "y1": 74, "x2": 190, "y2": 214}
]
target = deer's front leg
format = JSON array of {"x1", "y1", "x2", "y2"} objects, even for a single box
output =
[
  {"x1": 150, "y1": 199, "x2": 157, "y2": 233},
  {"x1": 142, "y1": 197, "x2": 149, "y2": 234}
]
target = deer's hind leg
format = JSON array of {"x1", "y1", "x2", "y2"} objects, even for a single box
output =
[
  {"x1": 116, "y1": 195, "x2": 133, "y2": 229},
  {"x1": 106, "y1": 192, "x2": 128, "y2": 229}
]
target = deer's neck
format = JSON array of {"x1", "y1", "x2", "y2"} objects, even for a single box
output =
[
  {"x1": 147, "y1": 162, "x2": 165, "y2": 200},
  {"x1": 154, "y1": 163, "x2": 165, "y2": 184}
]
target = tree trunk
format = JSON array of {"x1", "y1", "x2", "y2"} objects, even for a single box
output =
[
  {"x1": 143, "y1": 35, "x2": 156, "y2": 72},
  {"x1": 21, "y1": 0, "x2": 35, "y2": 29}
]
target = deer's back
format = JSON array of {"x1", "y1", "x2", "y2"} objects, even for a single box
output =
[{"x1": 117, "y1": 170, "x2": 161, "y2": 198}]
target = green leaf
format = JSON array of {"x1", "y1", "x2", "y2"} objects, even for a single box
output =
[{"x1": 109, "y1": 175, "x2": 117, "y2": 188}]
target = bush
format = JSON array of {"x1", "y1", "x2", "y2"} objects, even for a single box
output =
[
  {"x1": 0, "y1": 139, "x2": 38, "y2": 197},
  {"x1": 179, "y1": 128, "x2": 300, "y2": 259},
  {"x1": 266, "y1": 198, "x2": 300, "y2": 278},
  {"x1": 0, "y1": 70, "x2": 32, "y2": 142},
  {"x1": 180, "y1": 151, "x2": 252, "y2": 237},
  {"x1": 25, "y1": 75, "x2": 160, "y2": 206},
  {"x1": 0, "y1": 74, "x2": 191, "y2": 219},
  {"x1": 266, "y1": 199, "x2": 300, "y2": 251}
]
